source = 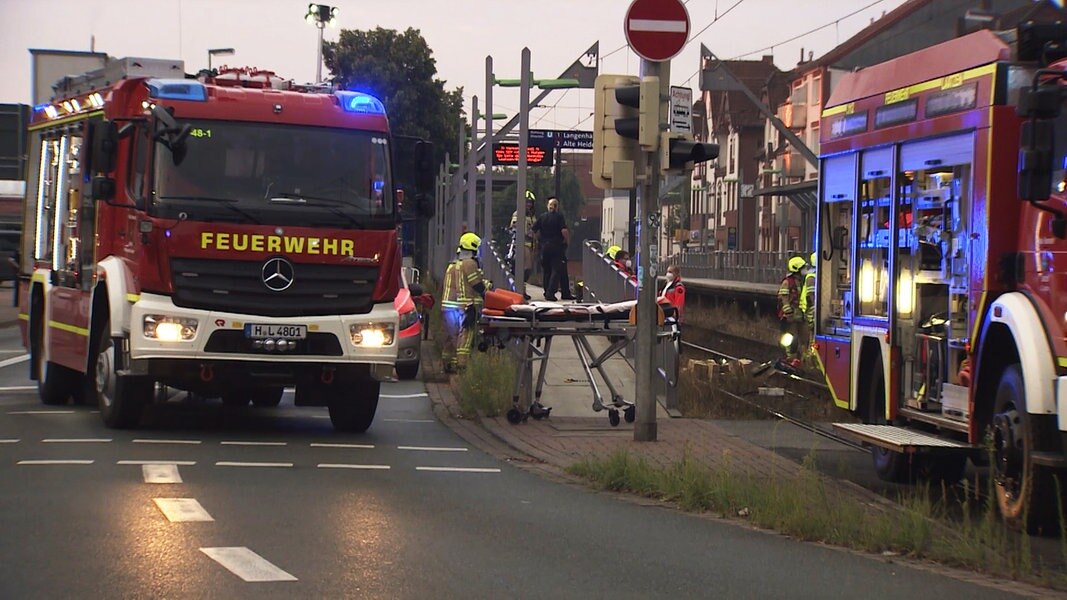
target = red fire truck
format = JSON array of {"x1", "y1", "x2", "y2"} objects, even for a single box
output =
[
  {"x1": 18, "y1": 57, "x2": 432, "y2": 433},
  {"x1": 816, "y1": 23, "x2": 1067, "y2": 531}
]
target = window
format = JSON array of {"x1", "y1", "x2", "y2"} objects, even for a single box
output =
[
  {"x1": 811, "y1": 76, "x2": 822, "y2": 107},
  {"x1": 818, "y1": 153, "x2": 857, "y2": 335},
  {"x1": 856, "y1": 147, "x2": 892, "y2": 319}
]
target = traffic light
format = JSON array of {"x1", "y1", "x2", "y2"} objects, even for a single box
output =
[
  {"x1": 660, "y1": 132, "x2": 719, "y2": 173},
  {"x1": 592, "y1": 74, "x2": 639, "y2": 190},
  {"x1": 614, "y1": 76, "x2": 660, "y2": 149}
]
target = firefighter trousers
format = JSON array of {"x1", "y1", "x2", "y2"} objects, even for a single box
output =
[{"x1": 442, "y1": 307, "x2": 475, "y2": 371}]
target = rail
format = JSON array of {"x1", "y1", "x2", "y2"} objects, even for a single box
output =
[
  {"x1": 659, "y1": 251, "x2": 793, "y2": 285},
  {"x1": 581, "y1": 240, "x2": 638, "y2": 304},
  {"x1": 483, "y1": 242, "x2": 517, "y2": 293}
]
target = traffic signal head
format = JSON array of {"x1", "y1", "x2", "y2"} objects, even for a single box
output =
[
  {"x1": 592, "y1": 74, "x2": 640, "y2": 190},
  {"x1": 661, "y1": 132, "x2": 719, "y2": 172},
  {"x1": 614, "y1": 76, "x2": 660, "y2": 149}
]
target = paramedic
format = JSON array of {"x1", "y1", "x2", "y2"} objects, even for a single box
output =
[
  {"x1": 441, "y1": 233, "x2": 492, "y2": 373},
  {"x1": 657, "y1": 265, "x2": 686, "y2": 323},
  {"x1": 777, "y1": 256, "x2": 806, "y2": 365}
]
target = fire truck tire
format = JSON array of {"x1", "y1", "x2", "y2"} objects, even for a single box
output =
[
  {"x1": 37, "y1": 359, "x2": 78, "y2": 406},
  {"x1": 251, "y1": 387, "x2": 285, "y2": 407},
  {"x1": 90, "y1": 335, "x2": 151, "y2": 429},
  {"x1": 992, "y1": 364, "x2": 1060, "y2": 534},
  {"x1": 328, "y1": 381, "x2": 380, "y2": 433},
  {"x1": 396, "y1": 363, "x2": 420, "y2": 380},
  {"x1": 866, "y1": 362, "x2": 913, "y2": 483}
]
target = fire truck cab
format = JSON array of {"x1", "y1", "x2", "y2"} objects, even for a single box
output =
[
  {"x1": 19, "y1": 57, "x2": 433, "y2": 433},
  {"x1": 816, "y1": 23, "x2": 1067, "y2": 532}
]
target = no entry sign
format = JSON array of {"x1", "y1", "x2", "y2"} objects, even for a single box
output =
[{"x1": 624, "y1": 0, "x2": 690, "y2": 62}]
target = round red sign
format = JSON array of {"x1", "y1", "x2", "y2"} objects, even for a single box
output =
[{"x1": 624, "y1": 0, "x2": 690, "y2": 62}]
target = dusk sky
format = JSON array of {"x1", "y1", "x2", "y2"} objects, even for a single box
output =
[{"x1": 1, "y1": 0, "x2": 909, "y2": 129}]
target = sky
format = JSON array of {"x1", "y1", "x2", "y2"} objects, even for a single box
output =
[{"x1": 0, "y1": 0, "x2": 911, "y2": 130}]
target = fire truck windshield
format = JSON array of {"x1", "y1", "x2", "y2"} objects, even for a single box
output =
[{"x1": 153, "y1": 120, "x2": 393, "y2": 227}]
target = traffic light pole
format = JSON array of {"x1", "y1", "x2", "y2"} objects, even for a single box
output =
[{"x1": 633, "y1": 58, "x2": 668, "y2": 443}]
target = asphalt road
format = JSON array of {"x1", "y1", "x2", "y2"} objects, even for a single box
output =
[{"x1": 0, "y1": 325, "x2": 1037, "y2": 599}]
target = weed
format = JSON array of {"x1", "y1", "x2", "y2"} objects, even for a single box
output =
[{"x1": 455, "y1": 347, "x2": 515, "y2": 418}]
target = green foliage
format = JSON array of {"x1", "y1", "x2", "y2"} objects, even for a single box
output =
[
  {"x1": 323, "y1": 27, "x2": 464, "y2": 167},
  {"x1": 456, "y1": 348, "x2": 515, "y2": 418}
]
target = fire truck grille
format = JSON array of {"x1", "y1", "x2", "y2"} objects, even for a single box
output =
[{"x1": 170, "y1": 258, "x2": 379, "y2": 317}]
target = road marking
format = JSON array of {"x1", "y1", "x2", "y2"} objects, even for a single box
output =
[
  {"x1": 383, "y1": 418, "x2": 436, "y2": 423},
  {"x1": 7, "y1": 410, "x2": 75, "y2": 415},
  {"x1": 118, "y1": 460, "x2": 197, "y2": 466},
  {"x1": 397, "y1": 446, "x2": 468, "y2": 452},
  {"x1": 380, "y1": 393, "x2": 429, "y2": 399},
  {"x1": 220, "y1": 441, "x2": 287, "y2": 447},
  {"x1": 42, "y1": 438, "x2": 112, "y2": 443},
  {"x1": 416, "y1": 466, "x2": 501, "y2": 473},
  {"x1": 17, "y1": 459, "x2": 94, "y2": 465},
  {"x1": 200, "y1": 547, "x2": 298, "y2": 582},
  {"x1": 0, "y1": 385, "x2": 38, "y2": 392},
  {"x1": 317, "y1": 463, "x2": 391, "y2": 470},
  {"x1": 0, "y1": 354, "x2": 30, "y2": 368},
  {"x1": 154, "y1": 498, "x2": 213, "y2": 522},
  {"x1": 216, "y1": 461, "x2": 293, "y2": 468},
  {"x1": 0, "y1": 439, "x2": 19, "y2": 444},
  {"x1": 143, "y1": 464, "x2": 183, "y2": 483},
  {"x1": 309, "y1": 443, "x2": 374, "y2": 449},
  {"x1": 133, "y1": 439, "x2": 202, "y2": 445}
]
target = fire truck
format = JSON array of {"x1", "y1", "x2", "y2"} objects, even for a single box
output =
[
  {"x1": 18, "y1": 57, "x2": 433, "y2": 433},
  {"x1": 815, "y1": 22, "x2": 1067, "y2": 532}
]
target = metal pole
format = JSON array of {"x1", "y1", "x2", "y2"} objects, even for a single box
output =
[
  {"x1": 628, "y1": 188, "x2": 637, "y2": 258},
  {"x1": 468, "y1": 95, "x2": 479, "y2": 234},
  {"x1": 517, "y1": 48, "x2": 532, "y2": 407},
  {"x1": 315, "y1": 22, "x2": 325, "y2": 84},
  {"x1": 456, "y1": 120, "x2": 466, "y2": 247},
  {"x1": 634, "y1": 59, "x2": 668, "y2": 443},
  {"x1": 485, "y1": 56, "x2": 494, "y2": 256},
  {"x1": 554, "y1": 146, "x2": 562, "y2": 200}
]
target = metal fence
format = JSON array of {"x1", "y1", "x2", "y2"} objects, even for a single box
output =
[
  {"x1": 482, "y1": 241, "x2": 517, "y2": 293},
  {"x1": 657, "y1": 250, "x2": 793, "y2": 285},
  {"x1": 581, "y1": 240, "x2": 638, "y2": 304}
]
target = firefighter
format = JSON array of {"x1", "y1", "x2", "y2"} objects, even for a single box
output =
[
  {"x1": 440, "y1": 232, "x2": 492, "y2": 373},
  {"x1": 509, "y1": 190, "x2": 537, "y2": 284},
  {"x1": 799, "y1": 251, "x2": 817, "y2": 351},
  {"x1": 777, "y1": 256, "x2": 806, "y2": 365}
]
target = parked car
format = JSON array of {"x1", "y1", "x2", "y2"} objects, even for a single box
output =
[{"x1": 394, "y1": 278, "x2": 422, "y2": 380}]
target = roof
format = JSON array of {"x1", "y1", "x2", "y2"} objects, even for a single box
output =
[
  {"x1": 825, "y1": 29, "x2": 1011, "y2": 108},
  {"x1": 702, "y1": 57, "x2": 785, "y2": 132}
]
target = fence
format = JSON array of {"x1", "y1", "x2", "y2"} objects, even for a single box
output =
[
  {"x1": 482, "y1": 241, "x2": 517, "y2": 293},
  {"x1": 581, "y1": 240, "x2": 638, "y2": 304},
  {"x1": 658, "y1": 250, "x2": 792, "y2": 285}
]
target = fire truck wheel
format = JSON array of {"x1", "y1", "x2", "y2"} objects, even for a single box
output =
[
  {"x1": 992, "y1": 364, "x2": 1060, "y2": 534},
  {"x1": 866, "y1": 362, "x2": 913, "y2": 483},
  {"x1": 328, "y1": 380, "x2": 380, "y2": 433},
  {"x1": 90, "y1": 334, "x2": 151, "y2": 429},
  {"x1": 251, "y1": 387, "x2": 285, "y2": 407}
]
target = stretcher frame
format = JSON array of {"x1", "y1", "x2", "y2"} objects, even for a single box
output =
[{"x1": 478, "y1": 310, "x2": 679, "y2": 426}]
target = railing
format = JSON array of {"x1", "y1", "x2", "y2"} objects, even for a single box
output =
[
  {"x1": 658, "y1": 250, "x2": 792, "y2": 285},
  {"x1": 482, "y1": 241, "x2": 517, "y2": 293},
  {"x1": 581, "y1": 240, "x2": 638, "y2": 304}
]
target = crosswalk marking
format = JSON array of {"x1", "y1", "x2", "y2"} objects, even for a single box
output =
[
  {"x1": 309, "y1": 443, "x2": 374, "y2": 449},
  {"x1": 216, "y1": 461, "x2": 293, "y2": 468},
  {"x1": 398, "y1": 446, "x2": 468, "y2": 452},
  {"x1": 317, "y1": 464, "x2": 390, "y2": 470},
  {"x1": 143, "y1": 464, "x2": 183, "y2": 483},
  {"x1": 416, "y1": 466, "x2": 501, "y2": 473},
  {"x1": 154, "y1": 498, "x2": 213, "y2": 522},
  {"x1": 200, "y1": 547, "x2": 298, "y2": 582},
  {"x1": 17, "y1": 459, "x2": 93, "y2": 465}
]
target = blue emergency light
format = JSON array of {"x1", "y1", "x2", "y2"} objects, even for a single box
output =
[
  {"x1": 335, "y1": 91, "x2": 386, "y2": 115},
  {"x1": 146, "y1": 79, "x2": 208, "y2": 102}
]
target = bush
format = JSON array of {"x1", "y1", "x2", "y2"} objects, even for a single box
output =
[{"x1": 455, "y1": 347, "x2": 516, "y2": 418}]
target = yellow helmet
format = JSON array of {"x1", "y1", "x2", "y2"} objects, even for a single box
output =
[
  {"x1": 788, "y1": 256, "x2": 806, "y2": 273},
  {"x1": 810, "y1": 252, "x2": 817, "y2": 266},
  {"x1": 459, "y1": 232, "x2": 481, "y2": 252},
  {"x1": 606, "y1": 245, "x2": 622, "y2": 260},
  {"x1": 525, "y1": 189, "x2": 537, "y2": 202}
]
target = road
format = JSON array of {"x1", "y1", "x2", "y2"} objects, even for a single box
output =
[{"x1": 0, "y1": 325, "x2": 1036, "y2": 598}]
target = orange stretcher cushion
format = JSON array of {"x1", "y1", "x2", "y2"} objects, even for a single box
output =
[
  {"x1": 484, "y1": 289, "x2": 524, "y2": 311},
  {"x1": 481, "y1": 308, "x2": 506, "y2": 317}
]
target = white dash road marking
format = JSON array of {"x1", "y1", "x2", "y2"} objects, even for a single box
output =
[
  {"x1": 0, "y1": 385, "x2": 38, "y2": 392},
  {"x1": 220, "y1": 441, "x2": 287, "y2": 447},
  {"x1": 200, "y1": 547, "x2": 298, "y2": 582},
  {"x1": 118, "y1": 460, "x2": 197, "y2": 466},
  {"x1": 383, "y1": 418, "x2": 436, "y2": 423},
  {"x1": 133, "y1": 439, "x2": 203, "y2": 445},
  {"x1": 7, "y1": 410, "x2": 75, "y2": 415},
  {"x1": 17, "y1": 459, "x2": 94, "y2": 465},
  {"x1": 628, "y1": 18, "x2": 688, "y2": 33},
  {"x1": 317, "y1": 463, "x2": 391, "y2": 470},
  {"x1": 216, "y1": 461, "x2": 293, "y2": 468},
  {"x1": 154, "y1": 498, "x2": 213, "y2": 522},
  {"x1": 397, "y1": 446, "x2": 468, "y2": 452},
  {"x1": 0, "y1": 354, "x2": 30, "y2": 369},
  {"x1": 380, "y1": 393, "x2": 429, "y2": 399},
  {"x1": 416, "y1": 466, "x2": 501, "y2": 474},
  {"x1": 42, "y1": 438, "x2": 112, "y2": 443},
  {"x1": 143, "y1": 464, "x2": 183, "y2": 483},
  {"x1": 0, "y1": 439, "x2": 19, "y2": 444},
  {"x1": 309, "y1": 443, "x2": 375, "y2": 449}
]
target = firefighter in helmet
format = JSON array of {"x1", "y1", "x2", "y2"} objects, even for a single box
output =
[
  {"x1": 799, "y1": 251, "x2": 817, "y2": 351},
  {"x1": 509, "y1": 191, "x2": 538, "y2": 283},
  {"x1": 441, "y1": 232, "x2": 492, "y2": 373},
  {"x1": 777, "y1": 255, "x2": 807, "y2": 365}
]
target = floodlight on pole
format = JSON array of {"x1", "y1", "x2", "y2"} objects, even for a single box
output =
[
  {"x1": 305, "y1": 4, "x2": 338, "y2": 84},
  {"x1": 207, "y1": 48, "x2": 235, "y2": 72}
]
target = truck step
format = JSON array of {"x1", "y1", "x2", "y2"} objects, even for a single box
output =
[{"x1": 832, "y1": 423, "x2": 974, "y2": 454}]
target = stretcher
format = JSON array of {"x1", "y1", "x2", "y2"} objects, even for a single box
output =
[{"x1": 477, "y1": 293, "x2": 679, "y2": 427}]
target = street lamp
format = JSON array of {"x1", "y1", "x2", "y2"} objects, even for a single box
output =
[
  {"x1": 207, "y1": 48, "x2": 234, "y2": 72},
  {"x1": 305, "y1": 4, "x2": 338, "y2": 84}
]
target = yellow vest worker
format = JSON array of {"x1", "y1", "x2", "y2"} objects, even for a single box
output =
[{"x1": 440, "y1": 232, "x2": 492, "y2": 372}]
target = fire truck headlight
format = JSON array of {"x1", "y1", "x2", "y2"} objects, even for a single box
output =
[
  {"x1": 144, "y1": 315, "x2": 198, "y2": 341},
  {"x1": 349, "y1": 324, "x2": 395, "y2": 347}
]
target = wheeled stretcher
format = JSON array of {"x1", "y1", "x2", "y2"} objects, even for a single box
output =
[{"x1": 477, "y1": 294, "x2": 679, "y2": 427}]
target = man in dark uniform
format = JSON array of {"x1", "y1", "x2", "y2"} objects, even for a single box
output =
[{"x1": 532, "y1": 197, "x2": 573, "y2": 301}]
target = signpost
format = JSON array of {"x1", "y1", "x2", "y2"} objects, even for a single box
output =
[
  {"x1": 669, "y1": 86, "x2": 692, "y2": 134},
  {"x1": 529, "y1": 129, "x2": 594, "y2": 150}
]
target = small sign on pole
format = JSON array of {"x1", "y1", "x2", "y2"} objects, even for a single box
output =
[{"x1": 669, "y1": 86, "x2": 693, "y2": 134}]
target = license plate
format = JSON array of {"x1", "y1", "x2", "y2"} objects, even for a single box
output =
[{"x1": 244, "y1": 324, "x2": 307, "y2": 339}]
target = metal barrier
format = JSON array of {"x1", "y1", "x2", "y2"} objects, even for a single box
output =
[
  {"x1": 658, "y1": 250, "x2": 791, "y2": 285},
  {"x1": 654, "y1": 326, "x2": 680, "y2": 415},
  {"x1": 482, "y1": 241, "x2": 517, "y2": 293},
  {"x1": 581, "y1": 240, "x2": 638, "y2": 304}
]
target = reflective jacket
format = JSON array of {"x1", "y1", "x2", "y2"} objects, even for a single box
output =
[
  {"x1": 509, "y1": 211, "x2": 537, "y2": 248},
  {"x1": 777, "y1": 273, "x2": 800, "y2": 321},
  {"x1": 442, "y1": 257, "x2": 489, "y2": 310},
  {"x1": 800, "y1": 270, "x2": 816, "y2": 325}
]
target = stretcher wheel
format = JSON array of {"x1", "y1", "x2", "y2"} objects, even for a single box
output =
[
  {"x1": 530, "y1": 402, "x2": 551, "y2": 420},
  {"x1": 506, "y1": 408, "x2": 523, "y2": 424},
  {"x1": 608, "y1": 409, "x2": 620, "y2": 427},
  {"x1": 624, "y1": 406, "x2": 635, "y2": 423}
]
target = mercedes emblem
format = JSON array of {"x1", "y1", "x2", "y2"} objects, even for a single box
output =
[{"x1": 262, "y1": 257, "x2": 295, "y2": 292}]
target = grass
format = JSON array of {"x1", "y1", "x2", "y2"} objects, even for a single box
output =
[
  {"x1": 567, "y1": 449, "x2": 1067, "y2": 590},
  {"x1": 455, "y1": 347, "x2": 516, "y2": 419}
]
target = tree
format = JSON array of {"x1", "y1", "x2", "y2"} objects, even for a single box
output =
[{"x1": 323, "y1": 27, "x2": 463, "y2": 168}]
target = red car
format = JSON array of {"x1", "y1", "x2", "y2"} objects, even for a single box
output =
[{"x1": 394, "y1": 274, "x2": 431, "y2": 380}]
